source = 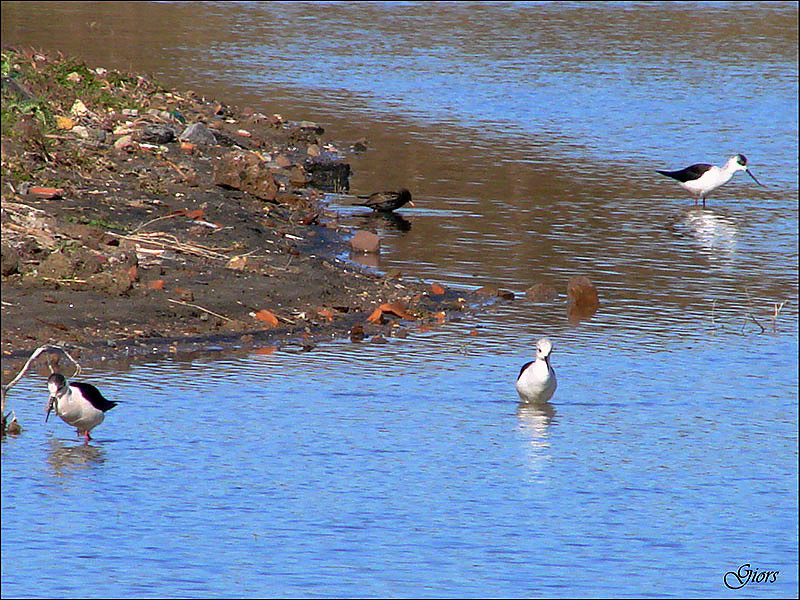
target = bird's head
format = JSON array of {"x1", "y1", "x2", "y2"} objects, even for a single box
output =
[
  {"x1": 46, "y1": 373, "x2": 67, "y2": 422},
  {"x1": 398, "y1": 188, "x2": 414, "y2": 207},
  {"x1": 536, "y1": 338, "x2": 553, "y2": 361},
  {"x1": 731, "y1": 154, "x2": 764, "y2": 186}
]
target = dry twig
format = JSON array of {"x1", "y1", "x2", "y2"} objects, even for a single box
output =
[
  {"x1": 1, "y1": 344, "x2": 81, "y2": 434},
  {"x1": 167, "y1": 298, "x2": 232, "y2": 321}
]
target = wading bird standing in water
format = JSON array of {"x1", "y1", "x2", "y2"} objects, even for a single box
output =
[
  {"x1": 46, "y1": 373, "x2": 118, "y2": 442},
  {"x1": 657, "y1": 154, "x2": 764, "y2": 207}
]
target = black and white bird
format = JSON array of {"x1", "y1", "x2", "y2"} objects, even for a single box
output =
[
  {"x1": 657, "y1": 154, "x2": 764, "y2": 207},
  {"x1": 46, "y1": 373, "x2": 118, "y2": 442},
  {"x1": 516, "y1": 338, "x2": 557, "y2": 403},
  {"x1": 353, "y1": 188, "x2": 414, "y2": 212}
]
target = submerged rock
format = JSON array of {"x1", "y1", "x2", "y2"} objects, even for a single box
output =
[
  {"x1": 350, "y1": 230, "x2": 380, "y2": 253},
  {"x1": 525, "y1": 282, "x2": 558, "y2": 302}
]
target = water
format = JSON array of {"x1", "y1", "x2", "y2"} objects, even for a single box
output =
[
  {"x1": 2, "y1": 2, "x2": 798, "y2": 597},
  {"x1": 3, "y1": 320, "x2": 798, "y2": 597}
]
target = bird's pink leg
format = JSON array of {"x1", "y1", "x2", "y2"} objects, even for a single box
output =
[{"x1": 83, "y1": 430, "x2": 91, "y2": 444}]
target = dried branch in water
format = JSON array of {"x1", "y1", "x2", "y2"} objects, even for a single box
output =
[{"x1": 1, "y1": 344, "x2": 81, "y2": 434}]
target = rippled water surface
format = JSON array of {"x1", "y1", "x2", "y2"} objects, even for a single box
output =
[{"x1": 2, "y1": 2, "x2": 798, "y2": 597}]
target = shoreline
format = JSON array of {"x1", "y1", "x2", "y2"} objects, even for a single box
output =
[{"x1": 1, "y1": 48, "x2": 512, "y2": 374}]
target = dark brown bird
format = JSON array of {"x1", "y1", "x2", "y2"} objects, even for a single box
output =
[{"x1": 353, "y1": 189, "x2": 414, "y2": 212}]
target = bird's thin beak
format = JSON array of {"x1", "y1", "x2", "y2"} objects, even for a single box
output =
[
  {"x1": 45, "y1": 397, "x2": 55, "y2": 422},
  {"x1": 746, "y1": 168, "x2": 765, "y2": 186},
  {"x1": 408, "y1": 200, "x2": 415, "y2": 207}
]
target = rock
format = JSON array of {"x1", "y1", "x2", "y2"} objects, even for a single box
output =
[
  {"x1": 304, "y1": 159, "x2": 351, "y2": 192},
  {"x1": 59, "y1": 223, "x2": 114, "y2": 249},
  {"x1": 567, "y1": 275, "x2": 599, "y2": 309},
  {"x1": 1, "y1": 76, "x2": 37, "y2": 104},
  {"x1": 274, "y1": 154, "x2": 292, "y2": 168},
  {"x1": 56, "y1": 116, "x2": 76, "y2": 130},
  {"x1": 114, "y1": 134, "x2": 136, "y2": 152},
  {"x1": 350, "y1": 230, "x2": 380, "y2": 253},
  {"x1": 5, "y1": 413, "x2": 22, "y2": 435},
  {"x1": 474, "y1": 285, "x2": 499, "y2": 296},
  {"x1": 1, "y1": 243, "x2": 20, "y2": 276},
  {"x1": 351, "y1": 137, "x2": 368, "y2": 152},
  {"x1": 299, "y1": 120, "x2": 323, "y2": 133},
  {"x1": 525, "y1": 283, "x2": 558, "y2": 302},
  {"x1": 69, "y1": 247, "x2": 106, "y2": 278},
  {"x1": 350, "y1": 323, "x2": 365, "y2": 342},
  {"x1": 70, "y1": 99, "x2": 89, "y2": 116},
  {"x1": 213, "y1": 151, "x2": 279, "y2": 201},
  {"x1": 38, "y1": 250, "x2": 75, "y2": 279},
  {"x1": 178, "y1": 122, "x2": 217, "y2": 146},
  {"x1": 289, "y1": 165, "x2": 311, "y2": 186},
  {"x1": 289, "y1": 122, "x2": 324, "y2": 144},
  {"x1": 86, "y1": 270, "x2": 132, "y2": 296},
  {"x1": 138, "y1": 124, "x2": 176, "y2": 144},
  {"x1": 87, "y1": 127, "x2": 107, "y2": 144},
  {"x1": 226, "y1": 256, "x2": 248, "y2": 271},
  {"x1": 567, "y1": 275, "x2": 599, "y2": 323},
  {"x1": 146, "y1": 108, "x2": 174, "y2": 121},
  {"x1": 174, "y1": 287, "x2": 194, "y2": 302},
  {"x1": 474, "y1": 285, "x2": 514, "y2": 300}
]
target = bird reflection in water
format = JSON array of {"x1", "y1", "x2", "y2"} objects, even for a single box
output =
[
  {"x1": 517, "y1": 400, "x2": 556, "y2": 451},
  {"x1": 354, "y1": 210, "x2": 411, "y2": 232},
  {"x1": 682, "y1": 207, "x2": 738, "y2": 258},
  {"x1": 46, "y1": 438, "x2": 106, "y2": 476}
]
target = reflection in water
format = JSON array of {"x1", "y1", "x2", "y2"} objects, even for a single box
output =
[
  {"x1": 46, "y1": 438, "x2": 106, "y2": 476},
  {"x1": 567, "y1": 300, "x2": 599, "y2": 324},
  {"x1": 349, "y1": 249, "x2": 379, "y2": 268},
  {"x1": 681, "y1": 208, "x2": 738, "y2": 258},
  {"x1": 516, "y1": 401, "x2": 556, "y2": 454},
  {"x1": 372, "y1": 211, "x2": 412, "y2": 232},
  {"x1": 349, "y1": 210, "x2": 412, "y2": 232}
]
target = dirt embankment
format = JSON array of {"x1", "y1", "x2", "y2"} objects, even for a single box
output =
[{"x1": 1, "y1": 48, "x2": 513, "y2": 372}]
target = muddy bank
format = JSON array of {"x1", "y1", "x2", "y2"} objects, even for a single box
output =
[{"x1": 2, "y1": 48, "x2": 513, "y2": 374}]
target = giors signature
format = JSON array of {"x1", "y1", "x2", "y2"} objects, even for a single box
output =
[{"x1": 724, "y1": 563, "x2": 779, "y2": 589}]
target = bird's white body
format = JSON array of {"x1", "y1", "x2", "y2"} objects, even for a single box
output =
[
  {"x1": 49, "y1": 384, "x2": 106, "y2": 432},
  {"x1": 516, "y1": 338, "x2": 557, "y2": 403},
  {"x1": 676, "y1": 160, "x2": 739, "y2": 197}
]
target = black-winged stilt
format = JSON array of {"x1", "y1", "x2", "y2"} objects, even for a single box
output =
[
  {"x1": 46, "y1": 373, "x2": 118, "y2": 443},
  {"x1": 516, "y1": 338, "x2": 557, "y2": 403},
  {"x1": 353, "y1": 188, "x2": 414, "y2": 212},
  {"x1": 657, "y1": 154, "x2": 764, "y2": 207}
]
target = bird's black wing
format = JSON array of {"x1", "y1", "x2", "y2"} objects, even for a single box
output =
[
  {"x1": 657, "y1": 163, "x2": 712, "y2": 182},
  {"x1": 72, "y1": 382, "x2": 118, "y2": 412}
]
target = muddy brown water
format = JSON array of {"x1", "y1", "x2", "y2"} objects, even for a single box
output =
[{"x1": 2, "y1": 2, "x2": 798, "y2": 598}]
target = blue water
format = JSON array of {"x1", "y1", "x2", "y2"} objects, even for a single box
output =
[
  {"x1": 1, "y1": 1, "x2": 798, "y2": 598},
  {"x1": 2, "y1": 315, "x2": 798, "y2": 597}
]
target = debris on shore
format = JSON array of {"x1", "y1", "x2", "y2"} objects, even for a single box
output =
[{"x1": 0, "y1": 48, "x2": 505, "y2": 372}]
